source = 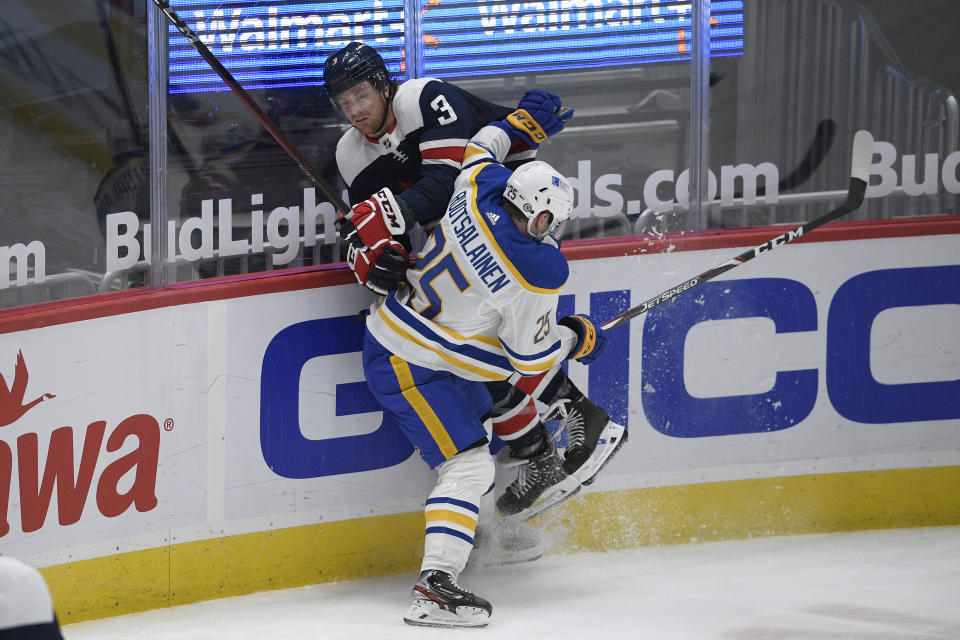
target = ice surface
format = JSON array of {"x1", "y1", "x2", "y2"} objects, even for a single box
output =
[{"x1": 64, "y1": 526, "x2": 960, "y2": 639}]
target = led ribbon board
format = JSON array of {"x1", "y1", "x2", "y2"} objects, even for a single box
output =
[
  {"x1": 167, "y1": 0, "x2": 406, "y2": 94},
  {"x1": 421, "y1": 0, "x2": 744, "y2": 76},
  {"x1": 168, "y1": 0, "x2": 743, "y2": 94}
]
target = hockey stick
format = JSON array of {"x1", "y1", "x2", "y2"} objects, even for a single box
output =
[
  {"x1": 97, "y1": 0, "x2": 144, "y2": 149},
  {"x1": 152, "y1": 0, "x2": 349, "y2": 215},
  {"x1": 600, "y1": 129, "x2": 873, "y2": 332},
  {"x1": 732, "y1": 118, "x2": 838, "y2": 198},
  {"x1": 96, "y1": 0, "x2": 199, "y2": 180},
  {"x1": 776, "y1": 118, "x2": 837, "y2": 193}
]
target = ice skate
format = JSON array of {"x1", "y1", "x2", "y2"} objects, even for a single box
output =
[
  {"x1": 496, "y1": 442, "x2": 581, "y2": 523},
  {"x1": 403, "y1": 570, "x2": 492, "y2": 628},
  {"x1": 546, "y1": 396, "x2": 627, "y2": 486}
]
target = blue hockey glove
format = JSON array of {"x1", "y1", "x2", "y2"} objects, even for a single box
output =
[
  {"x1": 505, "y1": 89, "x2": 573, "y2": 146},
  {"x1": 559, "y1": 314, "x2": 606, "y2": 364}
]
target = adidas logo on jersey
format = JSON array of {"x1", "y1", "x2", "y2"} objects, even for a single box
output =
[{"x1": 484, "y1": 211, "x2": 500, "y2": 224}]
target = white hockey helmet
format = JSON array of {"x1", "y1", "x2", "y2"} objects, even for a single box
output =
[{"x1": 504, "y1": 161, "x2": 573, "y2": 241}]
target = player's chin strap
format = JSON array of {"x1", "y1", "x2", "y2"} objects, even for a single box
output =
[{"x1": 598, "y1": 130, "x2": 872, "y2": 332}]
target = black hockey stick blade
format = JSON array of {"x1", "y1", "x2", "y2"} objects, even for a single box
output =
[
  {"x1": 152, "y1": 0, "x2": 350, "y2": 215},
  {"x1": 601, "y1": 129, "x2": 873, "y2": 331},
  {"x1": 777, "y1": 118, "x2": 837, "y2": 193},
  {"x1": 734, "y1": 118, "x2": 838, "y2": 198}
]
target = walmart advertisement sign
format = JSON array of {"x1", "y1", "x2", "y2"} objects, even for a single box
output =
[{"x1": 167, "y1": 0, "x2": 744, "y2": 94}]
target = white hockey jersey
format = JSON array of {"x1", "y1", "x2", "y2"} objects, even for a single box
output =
[{"x1": 365, "y1": 125, "x2": 577, "y2": 381}]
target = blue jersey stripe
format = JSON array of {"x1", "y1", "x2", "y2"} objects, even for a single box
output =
[
  {"x1": 425, "y1": 496, "x2": 480, "y2": 513},
  {"x1": 500, "y1": 337, "x2": 564, "y2": 361},
  {"x1": 385, "y1": 295, "x2": 513, "y2": 372},
  {"x1": 425, "y1": 526, "x2": 475, "y2": 545}
]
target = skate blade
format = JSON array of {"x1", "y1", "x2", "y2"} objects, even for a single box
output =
[
  {"x1": 473, "y1": 523, "x2": 545, "y2": 566},
  {"x1": 473, "y1": 547, "x2": 544, "y2": 567},
  {"x1": 403, "y1": 600, "x2": 490, "y2": 628},
  {"x1": 572, "y1": 421, "x2": 627, "y2": 486},
  {"x1": 497, "y1": 550, "x2": 543, "y2": 565},
  {"x1": 502, "y1": 475, "x2": 582, "y2": 524}
]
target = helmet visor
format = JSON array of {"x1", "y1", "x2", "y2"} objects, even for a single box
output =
[{"x1": 549, "y1": 217, "x2": 568, "y2": 241}]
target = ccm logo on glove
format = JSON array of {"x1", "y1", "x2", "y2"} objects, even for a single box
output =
[
  {"x1": 506, "y1": 109, "x2": 548, "y2": 143},
  {"x1": 337, "y1": 187, "x2": 409, "y2": 251}
]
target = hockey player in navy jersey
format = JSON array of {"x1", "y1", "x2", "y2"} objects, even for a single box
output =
[
  {"x1": 361, "y1": 102, "x2": 621, "y2": 627},
  {"x1": 322, "y1": 41, "x2": 533, "y2": 295},
  {"x1": 324, "y1": 42, "x2": 625, "y2": 532}
]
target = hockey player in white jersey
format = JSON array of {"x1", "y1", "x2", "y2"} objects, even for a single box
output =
[{"x1": 361, "y1": 104, "x2": 616, "y2": 627}]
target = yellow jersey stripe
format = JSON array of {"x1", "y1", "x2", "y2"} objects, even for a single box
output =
[
  {"x1": 424, "y1": 508, "x2": 478, "y2": 531},
  {"x1": 396, "y1": 293, "x2": 502, "y2": 348},
  {"x1": 379, "y1": 307, "x2": 508, "y2": 381},
  {"x1": 429, "y1": 316, "x2": 502, "y2": 348},
  {"x1": 389, "y1": 356, "x2": 459, "y2": 459},
  {"x1": 508, "y1": 354, "x2": 559, "y2": 373},
  {"x1": 466, "y1": 165, "x2": 562, "y2": 295},
  {"x1": 463, "y1": 144, "x2": 490, "y2": 162}
]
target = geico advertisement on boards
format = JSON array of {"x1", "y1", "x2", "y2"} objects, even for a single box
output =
[{"x1": 1, "y1": 234, "x2": 958, "y2": 563}]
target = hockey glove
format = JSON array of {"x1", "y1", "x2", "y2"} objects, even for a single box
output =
[
  {"x1": 505, "y1": 89, "x2": 574, "y2": 147},
  {"x1": 559, "y1": 314, "x2": 607, "y2": 364},
  {"x1": 336, "y1": 188, "x2": 411, "y2": 251},
  {"x1": 346, "y1": 239, "x2": 409, "y2": 296}
]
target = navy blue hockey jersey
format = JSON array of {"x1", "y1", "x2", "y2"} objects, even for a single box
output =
[{"x1": 335, "y1": 78, "x2": 534, "y2": 225}]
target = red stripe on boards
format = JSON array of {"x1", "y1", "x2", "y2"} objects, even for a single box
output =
[{"x1": 1, "y1": 214, "x2": 957, "y2": 333}]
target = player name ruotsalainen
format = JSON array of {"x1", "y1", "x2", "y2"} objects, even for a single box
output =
[{"x1": 446, "y1": 191, "x2": 512, "y2": 294}]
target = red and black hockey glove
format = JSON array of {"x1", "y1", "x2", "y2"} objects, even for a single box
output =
[
  {"x1": 559, "y1": 314, "x2": 607, "y2": 364},
  {"x1": 336, "y1": 188, "x2": 411, "y2": 252},
  {"x1": 346, "y1": 239, "x2": 409, "y2": 296}
]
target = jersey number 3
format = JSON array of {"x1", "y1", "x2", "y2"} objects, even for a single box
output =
[{"x1": 430, "y1": 95, "x2": 458, "y2": 125}]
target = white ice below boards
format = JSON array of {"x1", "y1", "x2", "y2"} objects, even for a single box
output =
[{"x1": 63, "y1": 526, "x2": 960, "y2": 640}]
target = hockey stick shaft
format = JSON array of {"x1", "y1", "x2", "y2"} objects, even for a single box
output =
[
  {"x1": 600, "y1": 130, "x2": 874, "y2": 332},
  {"x1": 97, "y1": 0, "x2": 144, "y2": 149},
  {"x1": 152, "y1": 0, "x2": 350, "y2": 215}
]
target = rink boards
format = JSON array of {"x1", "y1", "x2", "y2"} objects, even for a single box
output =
[{"x1": 0, "y1": 216, "x2": 958, "y2": 622}]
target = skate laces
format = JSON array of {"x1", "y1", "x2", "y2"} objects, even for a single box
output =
[
  {"x1": 546, "y1": 399, "x2": 585, "y2": 450},
  {"x1": 508, "y1": 458, "x2": 541, "y2": 497},
  {"x1": 507, "y1": 446, "x2": 566, "y2": 500}
]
